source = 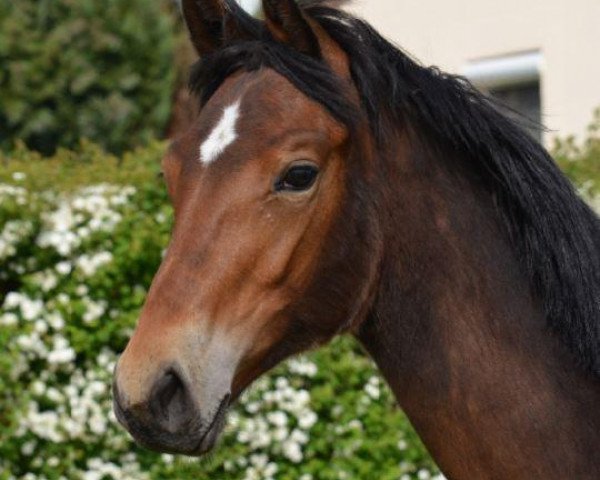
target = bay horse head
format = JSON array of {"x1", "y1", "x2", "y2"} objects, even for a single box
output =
[
  {"x1": 114, "y1": 0, "x2": 600, "y2": 476},
  {"x1": 113, "y1": 0, "x2": 378, "y2": 456}
]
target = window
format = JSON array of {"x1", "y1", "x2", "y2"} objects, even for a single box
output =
[{"x1": 463, "y1": 51, "x2": 543, "y2": 141}]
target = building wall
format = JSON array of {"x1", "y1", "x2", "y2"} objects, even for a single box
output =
[{"x1": 348, "y1": 0, "x2": 600, "y2": 144}]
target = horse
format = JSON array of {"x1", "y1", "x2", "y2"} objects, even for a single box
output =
[{"x1": 113, "y1": 1, "x2": 600, "y2": 478}]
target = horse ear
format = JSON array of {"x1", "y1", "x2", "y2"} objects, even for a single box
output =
[
  {"x1": 262, "y1": 0, "x2": 321, "y2": 58},
  {"x1": 222, "y1": 1, "x2": 262, "y2": 45},
  {"x1": 181, "y1": 0, "x2": 225, "y2": 55}
]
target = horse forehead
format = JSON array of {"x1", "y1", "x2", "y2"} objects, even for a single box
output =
[
  {"x1": 199, "y1": 99, "x2": 243, "y2": 165},
  {"x1": 193, "y1": 69, "x2": 343, "y2": 170},
  {"x1": 195, "y1": 74, "x2": 284, "y2": 165}
]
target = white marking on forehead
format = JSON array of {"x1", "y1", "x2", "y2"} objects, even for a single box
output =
[{"x1": 200, "y1": 99, "x2": 242, "y2": 165}]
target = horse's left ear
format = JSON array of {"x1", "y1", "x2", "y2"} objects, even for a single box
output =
[
  {"x1": 182, "y1": 0, "x2": 261, "y2": 55},
  {"x1": 262, "y1": 0, "x2": 351, "y2": 79},
  {"x1": 223, "y1": 1, "x2": 262, "y2": 45},
  {"x1": 262, "y1": 0, "x2": 321, "y2": 58},
  {"x1": 181, "y1": 0, "x2": 226, "y2": 55}
]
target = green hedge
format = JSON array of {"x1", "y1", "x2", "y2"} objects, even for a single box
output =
[
  {"x1": 554, "y1": 107, "x2": 600, "y2": 202},
  {"x1": 0, "y1": 0, "x2": 176, "y2": 156},
  {"x1": 0, "y1": 142, "x2": 438, "y2": 480}
]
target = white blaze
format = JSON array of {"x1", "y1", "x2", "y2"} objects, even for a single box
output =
[{"x1": 200, "y1": 100, "x2": 242, "y2": 165}]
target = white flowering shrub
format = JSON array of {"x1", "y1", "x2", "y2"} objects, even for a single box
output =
[
  {"x1": 3, "y1": 129, "x2": 597, "y2": 480},
  {"x1": 0, "y1": 142, "x2": 439, "y2": 480}
]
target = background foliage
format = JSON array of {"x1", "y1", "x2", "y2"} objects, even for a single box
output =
[
  {"x1": 554, "y1": 108, "x2": 600, "y2": 201},
  {"x1": 0, "y1": 0, "x2": 176, "y2": 156}
]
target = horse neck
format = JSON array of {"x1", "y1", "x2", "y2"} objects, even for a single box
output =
[{"x1": 357, "y1": 137, "x2": 600, "y2": 479}]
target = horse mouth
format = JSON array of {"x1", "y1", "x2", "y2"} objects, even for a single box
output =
[
  {"x1": 114, "y1": 392, "x2": 231, "y2": 456},
  {"x1": 190, "y1": 394, "x2": 230, "y2": 456}
]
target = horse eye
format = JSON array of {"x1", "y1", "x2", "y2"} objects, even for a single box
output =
[{"x1": 276, "y1": 165, "x2": 319, "y2": 192}]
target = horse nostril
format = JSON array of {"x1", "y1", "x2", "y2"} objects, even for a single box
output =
[
  {"x1": 150, "y1": 369, "x2": 195, "y2": 433},
  {"x1": 157, "y1": 372, "x2": 183, "y2": 411}
]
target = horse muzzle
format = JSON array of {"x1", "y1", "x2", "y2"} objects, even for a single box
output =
[{"x1": 113, "y1": 364, "x2": 231, "y2": 456}]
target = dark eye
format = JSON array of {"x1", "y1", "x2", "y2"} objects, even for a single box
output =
[{"x1": 276, "y1": 164, "x2": 319, "y2": 192}]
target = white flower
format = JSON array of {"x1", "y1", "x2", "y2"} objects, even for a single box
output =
[
  {"x1": 76, "y1": 285, "x2": 89, "y2": 296},
  {"x1": 63, "y1": 418, "x2": 84, "y2": 438},
  {"x1": 11, "y1": 295, "x2": 44, "y2": 321},
  {"x1": 56, "y1": 293, "x2": 70, "y2": 304},
  {"x1": 292, "y1": 389, "x2": 310, "y2": 406},
  {"x1": 17, "y1": 332, "x2": 47, "y2": 356},
  {"x1": 21, "y1": 441, "x2": 36, "y2": 456},
  {"x1": 267, "y1": 411, "x2": 288, "y2": 427},
  {"x1": 87, "y1": 380, "x2": 106, "y2": 397},
  {"x1": 82, "y1": 471, "x2": 102, "y2": 480},
  {"x1": 272, "y1": 427, "x2": 289, "y2": 441},
  {"x1": 348, "y1": 419, "x2": 362, "y2": 430},
  {"x1": 288, "y1": 358, "x2": 318, "y2": 377},
  {"x1": 282, "y1": 440, "x2": 303, "y2": 463},
  {"x1": 0, "y1": 220, "x2": 33, "y2": 259},
  {"x1": 12, "y1": 172, "x2": 26, "y2": 181},
  {"x1": 47, "y1": 312, "x2": 65, "y2": 330},
  {"x1": 298, "y1": 410, "x2": 317, "y2": 430},
  {"x1": 0, "y1": 184, "x2": 27, "y2": 203},
  {"x1": 249, "y1": 454, "x2": 268, "y2": 469},
  {"x1": 55, "y1": 261, "x2": 72, "y2": 275},
  {"x1": 36, "y1": 184, "x2": 134, "y2": 258},
  {"x1": 365, "y1": 376, "x2": 381, "y2": 400},
  {"x1": 76, "y1": 252, "x2": 113, "y2": 277},
  {"x1": 97, "y1": 349, "x2": 115, "y2": 369},
  {"x1": 264, "y1": 463, "x2": 278, "y2": 477},
  {"x1": 237, "y1": 430, "x2": 250, "y2": 443},
  {"x1": 25, "y1": 409, "x2": 63, "y2": 442},
  {"x1": 4, "y1": 292, "x2": 23, "y2": 309},
  {"x1": 275, "y1": 377, "x2": 289, "y2": 389},
  {"x1": 34, "y1": 271, "x2": 58, "y2": 292},
  {"x1": 0, "y1": 312, "x2": 18, "y2": 326},
  {"x1": 47, "y1": 347, "x2": 75, "y2": 364},
  {"x1": 89, "y1": 413, "x2": 107, "y2": 435},
  {"x1": 31, "y1": 380, "x2": 45, "y2": 396},
  {"x1": 82, "y1": 299, "x2": 106, "y2": 324},
  {"x1": 34, "y1": 319, "x2": 48, "y2": 334},
  {"x1": 290, "y1": 428, "x2": 309, "y2": 444},
  {"x1": 418, "y1": 470, "x2": 432, "y2": 480},
  {"x1": 22, "y1": 298, "x2": 44, "y2": 321},
  {"x1": 46, "y1": 387, "x2": 63, "y2": 403},
  {"x1": 47, "y1": 336, "x2": 76, "y2": 364}
]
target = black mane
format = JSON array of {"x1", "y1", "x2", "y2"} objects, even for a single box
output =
[{"x1": 189, "y1": 0, "x2": 600, "y2": 377}]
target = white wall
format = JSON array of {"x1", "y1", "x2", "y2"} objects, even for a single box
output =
[
  {"x1": 238, "y1": 0, "x2": 260, "y2": 14},
  {"x1": 348, "y1": 0, "x2": 600, "y2": 144}
]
